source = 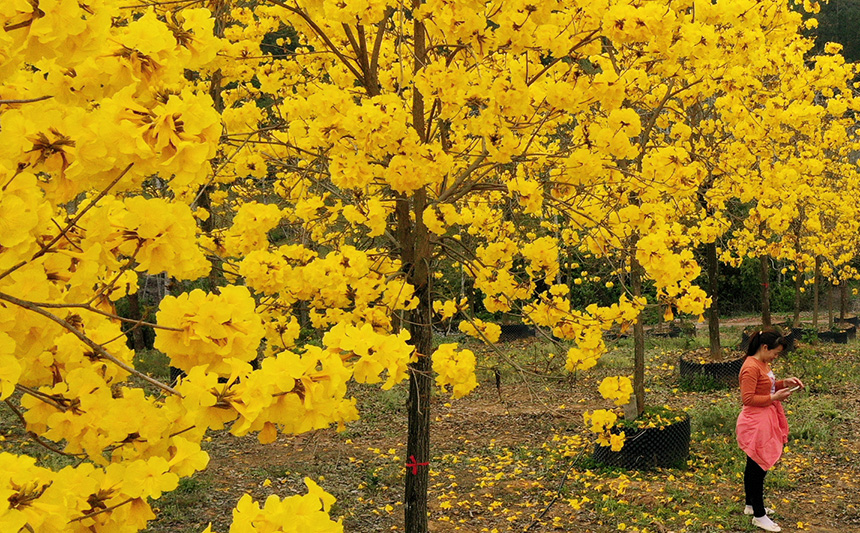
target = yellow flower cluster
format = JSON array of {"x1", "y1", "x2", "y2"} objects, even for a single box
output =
[
  {"x1": 584, "y1": 409, "x2": 625, "y2": 452},
  {"x1": 241, "y1": 246, "x2": 417, "y2": 333},
  {"x1": 155, "y1": 286, "x2": 266, "y2": 375},
  {"x1": 566, "y1": 346, "x2": 602, "y2": 372},
  {"x1": 599, "y1": 376, "x2": 634, "y2": 407},
  {"x1": 223, "y1": 202, "x2": 284, "y2": 257},
  {"x1": 0, "y1": 452, "x2": 177, "y2": 532},
  {"x1": 323, "y1": 323, "x2": 412, "y2": 390},
  {"x1": 433, "y1": 298, "x2": 468, "y2": 320},
  {"x1": 458, "y1": 319, "x2": 501, "y2": 344},
  {"x1": 225, "y1": 478, "x2": 342, "y2": 533},
  {"x1": 85, "y1": 196, "x2": 211, "y2": 281},
  {"x1": 584, "y1": 409, "x2": 617, "y2": 434},
  {"x1": 432, "y1": 344, "x2": 478, "y2": 399}
]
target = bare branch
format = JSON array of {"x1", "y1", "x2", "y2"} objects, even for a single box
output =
[
  {"x1": 0, "y1": 96, "x2": 53, "y2": 105},
  {"x1": 264, "y1": 0, "x2": 365, "y2": 81}
]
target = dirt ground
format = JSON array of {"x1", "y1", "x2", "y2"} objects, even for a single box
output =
[{"x1": 144, "y1": 330, "x2": 860, "y2": 533}]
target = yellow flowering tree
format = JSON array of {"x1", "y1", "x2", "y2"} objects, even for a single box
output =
[
  {"x1": 4, "y1": 0, "x2": 860, "y2": 532},
  {"x1": 719, "y1": 40, "x2": 860, "y2": 329},
  {"x1": 206, "y1": 0, "x2": 860, "y2": 529},
  {"x1": 0, "y1": 0, "x2": 347, "y2": 531}
]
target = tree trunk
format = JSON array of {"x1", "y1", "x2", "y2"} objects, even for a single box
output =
[
  {"x1": 793, "y1": 266, "x2": 802, "y2": 327},
  {"x1": 760, "y1": 256, "x2": 771, "y2": 327},
  {"x1": 403, "y1": 187, "x2": 432, "y2": 533},
  {"x1": 813, "y1": 256, "x2": 820, "y2": 329},
  {"x1": 706, "y1": 241, "x2": 720, "y2": 358},
  {"x1": 631, "y1": 255, "x2": 645, "y2": 417},
  {"x1": 840, "y1": 280, "x2": 848, "y2": 321},
  {"x1": 405, "y1": 7, "x2": 431, "y2": 532},
  {"x1": 126, "y1": 289, "x2": 146, "y2": 352}
]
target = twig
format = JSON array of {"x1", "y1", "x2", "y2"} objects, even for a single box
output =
[
  {"x1": 0, "y1": 96, "x2": 53, "y2": 105},
  {"x1": 16, "y1": 384, "x2": 70, "y2": 412},
  {"x1": 69, "y1": 498, "x2": 136, "y2": 523}
]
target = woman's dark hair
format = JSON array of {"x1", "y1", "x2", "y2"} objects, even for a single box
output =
[{"x1": 746, "y1": 326, "x2": 793, "y2": 357}]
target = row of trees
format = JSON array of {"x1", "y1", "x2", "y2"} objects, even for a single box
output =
[{"x1": 1, "y1": 0, "x2": 859, "y2": 531}]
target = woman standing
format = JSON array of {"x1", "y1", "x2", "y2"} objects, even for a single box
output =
[{"x1": 736, "y1": 328, "x2": 804, "y2": 532}]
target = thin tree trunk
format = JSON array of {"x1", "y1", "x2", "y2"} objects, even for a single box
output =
[
  {"x1": 405, "y1": 6, "x2": 431, "y2": 531},
  {"x1": 840, "y1": 280, "x2": 848, "y2": 321},
  {"x1": 631, "y1": 255, "x2": 645, "y2": 417},
  {"x1": 706, "y1": 241, "x2": 720, "y2": 358},
  {"x1": 760, "y1": 256, "x2": 771, "y2": 327},
  {"x1": 813, "y1": 256, "x2": 820, "y2": 329},
  {"x1": 126, "y1": 289, "x2": 146, "y2": 352},
  {"x1": 793, "y1": 266, "x2": 802, "y2": 327},
  {"x1": 403, "y1": 188, "x2": 432, "y2": 533}
]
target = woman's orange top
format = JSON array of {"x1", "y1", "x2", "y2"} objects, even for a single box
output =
[{"x1": 739, "y1": 356, "x2": 786, "y2": 407}]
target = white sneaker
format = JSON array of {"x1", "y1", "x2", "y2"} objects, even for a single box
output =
[
  {"x1": 751, "y1": 515, "x2": 781, "y2": 532},
  {"x1": 744, "y1": 505, "x2": 775, "y2": 515}
]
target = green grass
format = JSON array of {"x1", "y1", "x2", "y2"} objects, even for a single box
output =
[
  {"x1": 133, "y1": 348, "x2": 171, "y2": 380},
  {"x1": 785, "y1": 395, "x2": 854, "y2": 447},
  {"x1": 145, "y1": 474, "x2": 214, "y2": 533}
]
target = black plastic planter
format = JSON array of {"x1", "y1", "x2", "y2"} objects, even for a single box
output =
[
  {"x1": 498, "y1": 324, "x2": 535, "y2": 342},
  {"x1": 593, "y1": 414, "x2": 690, "y2": 470},
  {"x1": 818, "y1": 326, "x2": 856, "y2": 344},
  {"x1": 679, "y1": 353, "x2": 745, "y2": 388},
  {"x1": 836, "y1": 316, "x2": 860, "y2": 327},
  {"x1": 648, "y1": 323, "x2": 682, "y2": 338}
]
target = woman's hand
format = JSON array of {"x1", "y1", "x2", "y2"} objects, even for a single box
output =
[
  {"x1": 783, "y1": 377, "x2": 805, "y2": 390},
  {"x1": 771, "y1": 388, "x2": 792, "y2": 402}
]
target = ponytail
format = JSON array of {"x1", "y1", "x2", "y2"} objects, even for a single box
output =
[{"x1": 746, "y1": 326, "x2": 793, "y2": 357}]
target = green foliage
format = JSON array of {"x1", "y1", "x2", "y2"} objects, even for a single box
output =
[
  {"x1": 133, "y1": 349, "x2": 171, "y2": 380},
  {"x1": 802, "y1": 0, "x2": 860, "y2": 62},
  {"x1": 690, "y1": 398, "x2": 737, "y2": 437},
  {"x1": 679, "y1": 371, "x2": 725, "y2": 392},
  {"x1": 713, "y1": 257, "x2": 812, "y2": 316}
]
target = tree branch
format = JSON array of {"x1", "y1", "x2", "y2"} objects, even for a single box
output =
[
  {"x1": 0, "y1": 163, "x2": 134, "y2": 282},
  {"x1": 264, "y1": 0, "x2": 365, "y2": 81},
  {"x1": 69, "y1": 498, "x2": 136, "y2": 523},
  {"x1": 0, "y1": 96, "x2": 53, "y2": 105}
]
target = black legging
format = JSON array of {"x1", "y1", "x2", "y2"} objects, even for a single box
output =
[{"x1": 744, "y1": 455, "x2": 768, "y2": 517}]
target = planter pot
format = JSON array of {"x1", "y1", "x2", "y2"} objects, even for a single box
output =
[
  {"x1": 818, "y1": 326, "x2": 856, "y2": 344},
  {"x1": 679, "y1": 353, "x2": 745, "y2": 388},
  {"x1": 739, "y1": 325, "x2": 801, "y2": 351},
  {"x1": 498, "y1": 324, "x2": 535, "y2": 342},
  {"x1": 648, "y1": 323, "x2": 682, "y2": 338},
  {"x1": 836, "y1": 316, "x2": 860, "y2": 327},
  {"x1": 593, "y1": 414, "x2": 690, "y2": 469}
]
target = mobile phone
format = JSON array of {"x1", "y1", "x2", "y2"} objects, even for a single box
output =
[{"x1": 788, "y1": 385, "x2": 801, "y2": 392}]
